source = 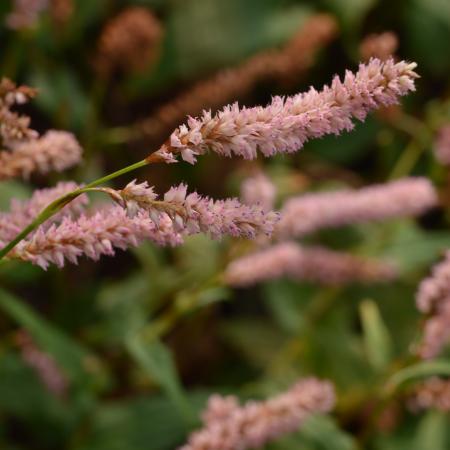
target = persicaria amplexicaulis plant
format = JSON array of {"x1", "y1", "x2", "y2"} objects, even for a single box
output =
[{"x1": 0, "y1": 58, "x2": 419, "y2": 269}]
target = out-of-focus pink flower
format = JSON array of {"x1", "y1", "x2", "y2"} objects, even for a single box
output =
[
  {"x1": 276, "y1": 177, "x2": 437, "y2": 239},
  {"x1": 6, "y1": 0, "x2": 49, "y2": 29},
  {"x1": 224, "y1": 241, "x2": 397, "y2": 287},
  {"x1": 179, "y1": 378, "x2": 335, "y2": 450},
  {"x1": 416, "y1": 251, "x2": 450, "y2": 358},
  {"x1": 240, "y1": 172, "x2": 276, "y2": 212},
  {"x1": 150, "y1": 58, "x2": 418, "y2": 164},
  {"x1": 0, "y1": 130, "x2": 83, "y2": 180},
  {"x1": 433, "y1": 124, "x2": 450, "y2": 166},
  {"x1": 15, "y1": 331, "x2": 68, "y2": 398}
]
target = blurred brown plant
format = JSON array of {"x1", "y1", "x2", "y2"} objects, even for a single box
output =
[
  {"x1": 0, "y1": 78, "x2": 38, "y2": 147},
  {"x1": 360, "y1": 32, "x2": 398, "y2": 62},
  {"x1": 95, "y1": 6, "x2": 163, "y2": 76},
  {"x1": 137, "y1": 14, "x2": 338, "y2": 143},
  {"x1": 50, "y1": 0, "x2": 73, "y2": 27}
]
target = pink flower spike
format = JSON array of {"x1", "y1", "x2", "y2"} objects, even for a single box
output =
[
  {"x1": 179, "y1": 378, "x2": 335, "y2": 450},
  {"x1": 151, "y1": 58, "x2": 418, "y2": 164}
]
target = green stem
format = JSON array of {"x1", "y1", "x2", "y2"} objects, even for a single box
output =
[{"x1": 0, "y1": 159, "x2": 149, "y2": 261}]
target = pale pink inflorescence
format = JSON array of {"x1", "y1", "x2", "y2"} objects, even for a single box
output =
[
  {"x1": 416, "y1": 251, "x2": 450, "y2": 358},
  {"x1": 433, "y1": 124, "x2": 450, "y2": 166},
  {"x1": 0, "y1": 182, "x2": 88, "y2": 242},
  {"x1": 179, "y1": 378, "x2": 335, "y2": 450},
  {"x1": 151, "y1": 58, "x2": 418, "y2": 165},
  {"x1": 276, "y1": 177, "x2": 437, "y2": 239},
  {"x1": 240, "y1": 172, "x2": 276, "y2": 212},
  {"x1": 120, "y1": 180, "x2": 279, "y2": 239},
  {"x1": 8, "y1": 205, "x2": 182, "y2": 269},
  {"x1": 408, "y1": 377, "x2": 450, "y2": 413},
  {"x1": 15, "y1": 330, "x2": 68, "y2": 398},
  {"x1": 5, "y1": 180, "x2": 278, "y2": 269},
  {"x1": 224, "y1": 242, "x2": 397, "y2": 287},
  {"x1": 6, "y1": 0, "x2": 49, "y2": 29},
  {"x1": 0, "y1": 130, "x2": 83, "y2": 180}
]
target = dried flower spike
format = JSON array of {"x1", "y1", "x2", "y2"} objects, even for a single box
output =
[
  {"x1": 276, "y1": 177, "x2": 437, "y2": 239},
  {"x1": 137, "y1": 14, "x2": 337, "y2": 142},
  {"x1": 180, "y1": 378, "x2": 335, "y2": 450},
  {"x1": 96, "y1": 7, "x2": 163, "y2": 75},
  {"x1": 149, "y1": 58, "x2": 418, "y2": 164}
]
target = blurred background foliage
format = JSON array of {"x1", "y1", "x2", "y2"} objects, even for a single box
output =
[{"x1": 0, "y1": 0, "x2": 450, "y2": 449}]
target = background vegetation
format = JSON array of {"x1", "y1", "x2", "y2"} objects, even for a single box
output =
[{"x1": 0, "y1": 0, "x2": 449, "y2": 449}]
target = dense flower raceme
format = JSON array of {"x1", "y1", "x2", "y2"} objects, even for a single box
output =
[
  {"x1": 0, "y1": 182, "x2": 88, "y2": 242},
  {"x1": 137, "y1": 14, "x2": 337, "y2": 141},
  {"x1": 119, "y1": 180, "x2": 279, "y2": 239},
  {"x1": 3, "y1": 181, "x2": 278, "y2": 269},
  {"x1": 0, "y1": 130, "x2": 83, "y2": 180},
  {"x1": 224, "y1": 242, "x2": 397, "y2": 287},
  {"x1": 180, "y1": 378, "x2": 335, "y2": 450},
  {"x1": 149, "y1": 58, "x2": 418, "y2": 164},
  {"x1": 433, "y1": 124, "x2": 450, "y2": 166},
  {"x1": 0, "y1": 77, "x2": 38, "y2": 146},
  {"x1": 276, "y1": 177, "x2": 437, "y2": 239},
  {"x1": 7, "y1": 206, "x2": 181, "y2": 270},
  {"x1": 416, "y1": 251, "x2": 450, "y2": 358},
  {"x1": 408, "y1": 377, "x2": 450, "y2": 413}
]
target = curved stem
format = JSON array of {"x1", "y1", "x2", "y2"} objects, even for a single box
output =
[{"x1": 0, "y1": 159, "x2": 149, "y2": 261}]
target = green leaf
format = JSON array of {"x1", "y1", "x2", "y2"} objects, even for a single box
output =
[
  {"x1": 0, "y1": 181, "x2": 31, "y2": 211},
  {"x1": 79, "y1": 393, "x2": 207, "y2": 450},
  {"x1": 126, "y1": 335, "x2": 193, "y2": 422},
  {"x1": 359, "y1": 300, "x2": 393, "y2": 371},
  {"x1": 387, "y1": 360, "x2": 450, "y2": 391},
  {"x1": 372, "y1": 221, "x2": 450, "y2": 274},
  {"x1": 414, "y1": 411, "x2": 449, "y2": 450}
]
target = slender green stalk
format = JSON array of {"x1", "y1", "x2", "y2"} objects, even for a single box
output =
[{"x1": 0, "y1": 159, "x2": 149, "y2": 261}]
